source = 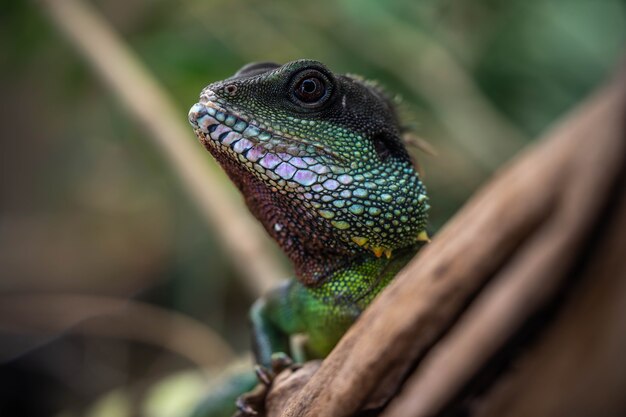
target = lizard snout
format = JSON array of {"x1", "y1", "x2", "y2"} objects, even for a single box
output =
[{"x1": 188, "y1": 102, "x2": 208, "y2": 128}]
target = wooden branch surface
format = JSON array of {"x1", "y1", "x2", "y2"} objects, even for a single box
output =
[
  {"x1": 263, "y1": 68, "x2": 626, "y2": 417},
  {"x1": 382, "y1": 68, "x2": 626, "y2": 417},
  {"x1": 473, "y1": 156, "x2": 626, "y2": 416}
]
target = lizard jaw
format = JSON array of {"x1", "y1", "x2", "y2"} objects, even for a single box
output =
[
  {"x1": 189, "y1": 101, "x2": 339, "y2": 187},
  {"x1": 188, "y1": 101, "x2": 429, "y2": 260}
]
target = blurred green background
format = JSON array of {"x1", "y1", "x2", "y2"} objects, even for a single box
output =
[{"x1": 0, "y1": 0, "x2": 624, "y2": 416}]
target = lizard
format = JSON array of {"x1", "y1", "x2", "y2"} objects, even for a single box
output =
[{"x1": 188, "y1": 59, "x2": 430, "y2": 416}]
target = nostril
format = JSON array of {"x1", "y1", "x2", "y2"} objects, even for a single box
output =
[{"x1": 224, "y1": 84, "x2": 238, "y2": 95}]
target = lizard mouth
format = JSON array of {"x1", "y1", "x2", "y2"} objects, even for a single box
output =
[{"x1": 189, "y1": 101, "x2": 346, "y2": 187}]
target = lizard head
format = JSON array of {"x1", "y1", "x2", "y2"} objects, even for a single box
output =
[{"x1": 189, "y1": 60, "x2": 429, "y2": 285}]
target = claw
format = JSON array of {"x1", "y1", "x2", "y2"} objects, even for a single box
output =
[
  {"x1": 254, "y1": 365, "x2": 274, "y2": 386},
  {"x1": 235, "y1": 396, "x2": 258, "y2": 416},
  {"x1": 271, "y1": 352, "x2": 294, "y2": 373},
  {"x1": 235, "y1": 383, "x2": 268, "y2": 416},
  {"x1": 233, "y1": 354, "x2": 296, "y2": 416}
]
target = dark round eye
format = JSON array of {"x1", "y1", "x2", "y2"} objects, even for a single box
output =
[{"x1": 294, "y1": 76, "x2": 326, "y2": 103}]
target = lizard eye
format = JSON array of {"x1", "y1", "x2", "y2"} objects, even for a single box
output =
[
  {"x1": 290, "y1": 69, "x2": 332, "y2": 108},
  {"x1": 295, "y1": 77, "x2": 325, "y2": 103}
]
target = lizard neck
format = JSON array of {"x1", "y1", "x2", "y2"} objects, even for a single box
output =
[
  {"x1": 308, "y1": 245, "x2": 419, "y2": 334},
  {"x1": 216, "y1": 151, "x2": 367, "y2": 285},
  {"x1": 209, "y1": 137, "x2": 427, "y2": 287},
  {"x1": 311, "y1": 246, "x2": 419, "y2": 311}
]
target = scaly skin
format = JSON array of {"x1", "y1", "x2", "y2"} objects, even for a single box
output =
[{"x1": 188, "y1": 60, "x2": 429, "y2": 413}]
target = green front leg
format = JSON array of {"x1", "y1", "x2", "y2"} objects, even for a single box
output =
[
  {"x1": 249, "y1": 277, "x2": 366, "y2": 368},
  {"x1": 250, "y1": 280, "x2": 304, "y2": 368}
]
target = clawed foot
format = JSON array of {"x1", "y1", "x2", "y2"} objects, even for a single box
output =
[{"x1": 234, "y1": 353, "x2": 297, "y2": 416}]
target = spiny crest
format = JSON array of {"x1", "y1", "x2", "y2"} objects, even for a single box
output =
[{"x1": 345, "y1": 73, "x2": 436, "y2": 172}]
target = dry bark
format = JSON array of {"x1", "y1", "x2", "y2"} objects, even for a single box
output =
[{"x1": 261, "y1": 67, "x2": 626, "y2": 417}]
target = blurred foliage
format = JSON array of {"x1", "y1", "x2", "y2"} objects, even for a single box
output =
[{"x1": 0, "y1": 0, "x2": 624, "y2": 416}]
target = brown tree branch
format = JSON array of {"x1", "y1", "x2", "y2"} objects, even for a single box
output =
[
  {"x1": 473, "y1": 172, "x2": 626, "y2": 417},
  {"x1": 382, "y1": 69, "x2": 626, "y2": 417},
  {"x1": 262, "y1": 66, "x2": 626, "y2": 417}
]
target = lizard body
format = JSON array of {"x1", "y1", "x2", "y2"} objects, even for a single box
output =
[{"x1": 188, "y1": 60, "x2": 429, "y2": 413}]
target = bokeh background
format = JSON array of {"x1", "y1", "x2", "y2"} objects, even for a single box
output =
[{"x1": 1, "y1": 0, "x2": 624, "y2": 416}]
